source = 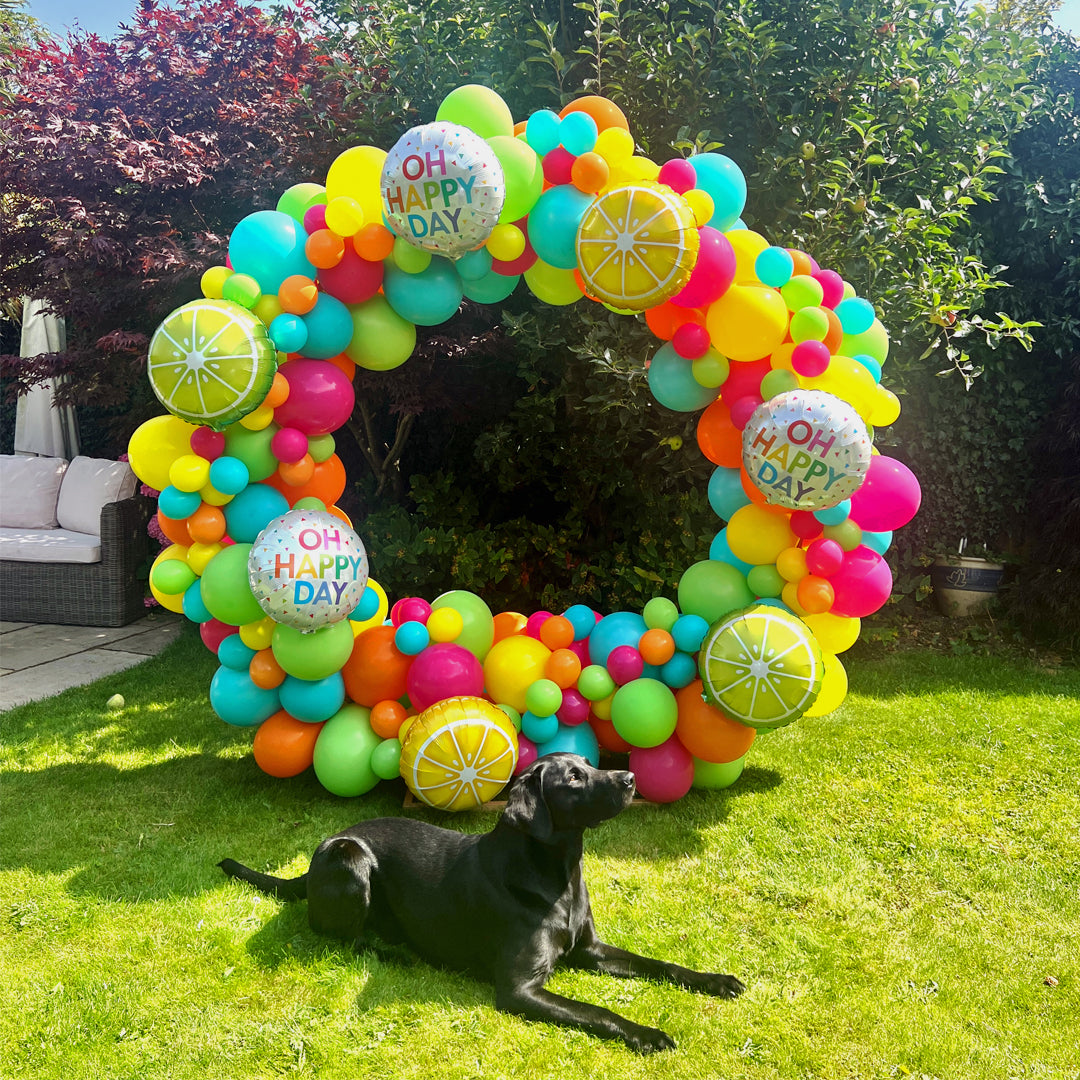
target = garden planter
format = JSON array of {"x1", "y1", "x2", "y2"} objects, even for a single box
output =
[{"x1": 931, "y1": 556, "x2": 1005, "y2": 616}]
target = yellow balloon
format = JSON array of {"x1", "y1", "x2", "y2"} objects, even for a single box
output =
[
  {"x1": 706, "y1": 284, "x2": 790, "y2": 363},
  {"x1": 486, "y1": 223, "x2": 526, "y2": 261},
  {"x1": 239, "y1": 617, "x2": 276, "y2": 651},
  {"x1": 350, "y1": 577, "x2": 388, "y2": 635},
  {"x1": 591, "y1": 691, "x2": 615, "y2": 721},
  {"x1": 149, "y1": 544, "x2": 189, "y2": 613},
  {"x1": 427, "y1": 606, "x2": 464, "y2": 643},
  {"x1": 127, "y1": 415, "x2": 197, "y2": 492},
  {"x1": 325, "y1": 144, "x2": 387, "y2": 226},
  {"x1": 781, "y1": 581, "x2": 809, "y2": 616},
  {"x1": 199, "y1": 481, "x2": 233, "y2": 507},
  {"x1": 803, "y1": 612, "x2": 861, "y2": 654},
  {"x1": 169, "y1": 453, "x2": 210, "y2": 493},
  {"x1": 523, "y1": 259, "x2": 582, "y2": 306},
  {"x1": 186, "y1": 541, "x2": 222, "y2": 576},
  {"x1": 683, "y1": 188, "x2": 715, "y2": 227},
  {"x1": 867, "y1": 384, "x2": 901, "y2": 427},
  {"x1": 803, "y1": 651, "x2": 847, "y2": 716},
  {"x1": 482, "y1": 635, "x2": 551, "y2": 713},
  {"x1": 726, "y1": 503, "x2": 797, "y2": 565},
  {"x1": 324, "y1": 195, "x2": 365, "y2": 237},
  {"x1": 800, "y1": 354, "x2": 878, "y2": 420},
  {"x1": 726, "y1": 229, "x2": 770, "y2": 284},
  {"x1": 776, "y1": 545, "x2": 809, "y2": 582},
  {"x1": 594, "y1": 126, "x2": 634, "y2": 166},
  {"x1": 201, "y1": 265, "x2": 232, "y2": 299},
  {"x1": 239, "y1": 404, "x2": 274, "y2": 431}
]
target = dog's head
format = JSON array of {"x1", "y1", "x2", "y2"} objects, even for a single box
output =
[{"x1": 501, "y1": 753, "x2": 636, "y2": 842}]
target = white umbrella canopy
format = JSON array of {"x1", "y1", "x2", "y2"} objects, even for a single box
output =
[{"x1": 14, "y1": 297, "x2": 80, "y2": 459}]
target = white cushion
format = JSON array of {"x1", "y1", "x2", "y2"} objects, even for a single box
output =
[
  {"x1": 0, "y1": 455, "x2": 69, "y2": 528},
  {"x1": 0, "y1": 526, "x2": 101, "y2": 563},
  {"x1": 55, "y1": 456, "x2": 137, "y2": 537}
]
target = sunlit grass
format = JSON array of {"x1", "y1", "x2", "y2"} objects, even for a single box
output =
[{"x1": 2, "y1": 628, "x2": 1078, "y2": 1078}]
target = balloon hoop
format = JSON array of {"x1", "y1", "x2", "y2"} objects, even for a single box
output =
[{"x1": 129, "y1": 86, "x2": 921, "y2": 806}]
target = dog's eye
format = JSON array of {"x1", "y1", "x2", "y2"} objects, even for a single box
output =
[{"x1": 568, "y1": 769, "x2": 582, "y2": 783}]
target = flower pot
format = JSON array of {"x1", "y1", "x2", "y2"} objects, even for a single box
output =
[{"x1": 931, "y1": 556, "x2": 1005, "y2": 616}]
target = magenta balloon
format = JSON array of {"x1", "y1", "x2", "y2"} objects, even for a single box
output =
[
  {"x1": 405, "y1": 643, "x2": 484, "y2": 711},
  {"x1": 670, "y1": 227, "x2": 736, "y2": 309},
  {"x1": 829, "y1": 545, "x2": 893, "y2": 617},
  {"x1": 849, "y1": 455, "x2": 921, "y2": 532},
  {"x1": 806, "y1": 537, "x2": 844, "y2": 577},
  {"x1": 317, "y1": 246, "x2": 384, "y2": 305},
  {"x1": 629, "y1": 736, "x2": 694, "y2": 803},
  {"x1": 273, "y1": 359, "x2": 355, "y2": 436},
  {"x1": 556, "y1": 688, "x2": 591, "y2": 726},
  {"x1": 199, "y1": 618, "x2": 236, "y2": 653}
]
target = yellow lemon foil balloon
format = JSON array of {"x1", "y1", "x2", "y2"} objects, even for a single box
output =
[{"x1": 399, "y1": 696, "x2": 518, "y2": 811}]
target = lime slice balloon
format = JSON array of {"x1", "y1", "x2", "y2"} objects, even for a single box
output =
[
  {"x1": 698, "y1": 604, "x2": 822, "y2": 729},
  {"x1": 148, "y1": 299, "x2": 277, "y2": 429}
]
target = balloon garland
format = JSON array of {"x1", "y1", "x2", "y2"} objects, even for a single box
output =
[{"x1": 128, "y1": 85, "x2": 921, "y2": 807}]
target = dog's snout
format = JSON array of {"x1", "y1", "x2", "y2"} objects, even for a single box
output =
[{"x1": 619, "y1": 771, "x2": 636, "y2": 793}]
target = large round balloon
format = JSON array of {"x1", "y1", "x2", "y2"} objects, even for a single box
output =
[
  {"x1": 741, "y1": 389, "x2": 872, "y2": 510},
  {"x1": 381, "y1": 123, "x2": 505, "y2": 256},
  {"x1": 698, "y1": 604, "x2": 823, "y2": 729},
  {"x1": 147, "y1": 300, "x2": 277, "y2": 430},
  {"x1": 576, "y1": 183, "x2": 699, "y2": 310},
  {"x1": 248, "y1": 509, "x2": 369, "y2": 629}
]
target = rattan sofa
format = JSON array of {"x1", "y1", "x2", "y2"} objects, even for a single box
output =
[{"x1": 0, "y1": 455, "x2": 152, "y2": 627}]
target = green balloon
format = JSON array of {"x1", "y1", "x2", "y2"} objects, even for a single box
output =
[
  {"x1": 525, "y1": 678, "x2": 562, "y2": 718},
  {"x1": 200, "y1": 543, "x2": 265, "y2": 626},
  {"x1": 677, "y1": 560, "x2": 754, "y2": 624},
  {"x1": 431, "y1": 590, "x2": 494, "y2": 661},
  {"x1": 578, "y1": 664, "x2": 616, "y2": 702},
  {"x1": 692, "y1": 754, "x2": 746, "y2": 790},
  {"x1": 370, "y1": 737, "x2": 402, "y2": 781},
  {"x1": 610, "y1": 678, "x2": 678, "y2": 748},
  {"x1": 489, "y1": 135, "x2": 544, "y2": 223},
  {"x1": 345, "y1": 294, "x2": 417, "y2": 371},
  {"x1": 840, "y1": 318, "x2": 890, "y2": 365},
  {"x1": 224, "y1": 424, "x2": 278, "y2": 482},
  {"x1": 312, "y1": 704, "x2": 381, "y2": 797},
  {"x1": 152, "y1": 559, "x2": 196, "y2": 596},
  {"x1": 746, "y1": 564, "x2": 785, "y2": 598},
  {"x1": 307, "y1": 433, "x2": 335, "y2": 463},
  {"x1": 436, "y1": 84, "x2": 514, "y2": 139},
  {"x1": 642, "y1": 596, "x2": 680, "y2": 632},
  {"x1": 276, "y1": 182, "x2": 326, "y2": 222},
  {"x1": 271, "y1": 621, "x2": 354, "y2": 681}
]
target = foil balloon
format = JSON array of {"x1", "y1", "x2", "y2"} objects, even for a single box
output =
[
  {"x1": 381, "y1": 123, "x2": 505, "y2": 256},
  {"x1": 248, "y1": 509, "x2": 369, "y2": 629},
  {"x1": 741, "y1": 389, "x2": 872, "y2": 510}
]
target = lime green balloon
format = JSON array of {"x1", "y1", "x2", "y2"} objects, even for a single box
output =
[
  {"x1": 221, "y1": 273, "x2": 262, "y2": 309},
  {"x1": 610, "y1": 678, "x2": 678, "y2": 748},
  {"x1": 431, "y1": 589, "x2": 494, "y2": 661},
  {"x1": 392, "y1": 236, "x2": 432, "y2": 274},
  {"x1": 578, "y1": 664, "x2": 616, "y2": 702},
  {"x1": 780, "y1": 274, "x2": 825, "y2": 312},
  {"x1": 292, "y1": 497, "x2": 327, "y2": 512},
  {"x1": 747, "y1": 564, "x2": 785, "y2": 598},
  {"x1": 677, "y1": 560, "x2": 754, "y2": 624},
  {"x1": 524, "y1": 260, "x2": 582, "y2": 306},
  {"x1": 525, "y1": 678, "x2": 562, "y2": 718},
  {"x1": 224, "y1": 423, "x2": 278, "y2": 481},
  {"x1": 151, "y1": 558, "x2": 196, "y2": 596},
  {"x1": 307, "y1": 432, "x2": 336, "y2": 463},
  {"x1": 691, "y1": 348, "x2": 730, "y2": 388},
  {"x1": 200, "y1": 543, "x2": 265, "y2": 626},
  {"x1": 370, "y1": 737, "x2": 402, "y2": 781},
  {"x1": 840, "y1": 318, "x2": 890, "y2": 365},
  {"x1": 345, "y1": 294, "x2": 417, "y2": 371},
  {"x1": 436, "y1": 84, "x2": 514, "y2": 139},
  {"x1": 312, "y1": 704, "x2": 381, "y2": 796},
  {"x1": 642, "y1": 596, "x2": 680, "y2": 632},
  {"x1": 276, "y1": 183, "x2": 326, "y2": 222},
  {"x1": 692, "y1": 754, "x2": 746, "y2": 789},
  {"x1": 789, "y1": 306, "x2": 830, "y2": 343},
  {"x1": 271, "y1": 621, "x2": 355, "y2": 681},
  {"x1": 760, "y1": 368, "x2": 799, "y2": 399},
  {"x1": 489, "y1": 135, "x2": 544, "y2": 223}
]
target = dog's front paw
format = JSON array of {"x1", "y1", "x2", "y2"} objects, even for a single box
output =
[
  {"x1": 704, "y1": 972, "x2": 746, "y2": 998},
  {"x1": 624, "y1": 1024, "x2": 676, "y2": 1054}
]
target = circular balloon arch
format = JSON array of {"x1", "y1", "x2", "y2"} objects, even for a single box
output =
[{"x1": 128, "y1": 84, "x2": 921, "y2": 807}]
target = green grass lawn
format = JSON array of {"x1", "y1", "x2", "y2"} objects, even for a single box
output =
[{"x1": 2, "y1": 628, "x2": 1077, "y2": 1079}]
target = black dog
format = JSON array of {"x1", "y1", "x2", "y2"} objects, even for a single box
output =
[{"x1": 219, "y1": 752, "x2": 744, "y2": 1052}]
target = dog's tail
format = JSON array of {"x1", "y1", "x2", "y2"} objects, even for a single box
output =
[{"x1": 218, "y1": 858, "x2": 308, "y2": 902}]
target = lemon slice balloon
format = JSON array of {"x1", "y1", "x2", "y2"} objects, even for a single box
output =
[
  {"x1": 698, "y1": 605, "x2": 822, "y2": 729},
  {"x1": 576, "y1": 183, "x2": 699, "y2": 310},
  {"x1": 399, "y1": 696, "x2": 519, "y2": 811},
  {"x1": 148, "y1": 299, "x2": 278, "y2": 429}
]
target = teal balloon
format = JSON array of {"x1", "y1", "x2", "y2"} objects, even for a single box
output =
[
  {"x1": 658, "y1": 651, "x2": 697, "y2": 689},
  {"x1": 707, "y1": 466, "x2": 750, "y2": 522},
  {"x1": 217, "y1": 633, "x2": 256, "y2": 671},
  {"x1": 525, "y1": 110, "x2": 561, "y2": 155},
  {"x1": 688, "y1": 154, "x2": 747, "y2": 232},
  {"x1": 834, "y1": 297, "x2": 876, "y2": 336},
  {"x1": 610, "y1": 678, "x2": 678, "y2": 748},
  {"x1": 271, "y1": 621, "x2": 354, "y2": 681},
  {"x1": 463, "y1": 269, "x2": 520, "y2": 304},
  {"x1": 536, "y1": 722, "x2": 600, "y2": 766},
  {"x1": 528, "y1": 185, "x2": 593, "y2": 269},
  {"x1": 302, "y1": 292, "x2": 353, "y2": 359},
  {"x1": 200, "y1": 543, "x2": 264, "y2": 627},
  {"x1": 456, "y1": 249, "x2": 493, "y2": 281},
  {"x1": 207, "y1": 455, "x2": 249, "y2": 496},
  {"x1": 279, "y1": 672, "x2": 346, "y2": 723},
  {"x1": 692, "y1": 754, "x2": 746, "y2": 789},
  {"x1": 228, "y1": 210, "x2": 315, "y2": 293},
  {"x1": 383, "y1": 257, "x2": 463, "y2": 326},
  {"x1": 558, "y1": 111, "x2": 597, "y2": 155},
  {"x1": 709, "y1": 528, "x2": 754, "y2": 574},
  {"x1": 863, "y1": 529, "x2": 893, "y2": 555},
  {"x1": 312, "y1": 704, "x2": 382, "y2": 796},
  {"x1": 647, "y1": 342, "x2": 718, "y2": 412},
  {"x1": 182, "y1": 579, "x2": 212, "y2": 623},
  {"x1": 677, "y1": 559, "x2": 754, "y2": 624},
  {"x1": 210, "y1": 665, "x2": 279, "y2": 726},
  {"x1": 223, "y1": 483, "x2": 289, "y2": 544},
  {"x1": 754, "y1": 246, "x2": 794, "y2": 287}
]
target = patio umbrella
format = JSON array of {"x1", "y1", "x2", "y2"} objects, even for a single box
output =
[{"x1": 14, "y1": 297, "x2": 80, "y2": 458}]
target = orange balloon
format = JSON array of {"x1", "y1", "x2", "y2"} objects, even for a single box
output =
[
  {"x1": 638, "y1": 628, "x2": 676, "y2": 666},
  {"x1": 645, "y1": 301, "x2": 702, "y2": 341},
  {"x1": 591, "y1": 715, "x2": 632, "y2": 753},
  {"x1": 252, "y1": 709, "x2": 324, "y2": 777},
  {"x1": 305, "y1": 229, "x2": 345, "y2": 269},
  {"x1": 278, "y1": 454, "x2": 316, "y2": 487},
  {"x1": 188, "y1": 503, "x2": 227, "y2": 544},
  {"x1": 325, "y1": 352, "x2": 356, "y2": 381},
  {"x1": 560, "y1": 95, "x2": 630, "y2": 132},
  {"x1": 739, "y1": 465, "x2": 769, "y2": 504},
  {"x1": 326, "y1": 504, "x2": 352, "y2": 527},
  {"x1": 278, "y1": 275, "x2": 319, "y2": 315},
  {"x1": 264, "y1": 372, "x2": 290, "y2": 409},
  {"x1": 266, "y1": 453, "x2": 346, "y2": 506},
  {"x1": 675, "y1": 680, "x2": 756, "y2": 763},
  {"x1": 570, "y1": 151, "x2": 610, "y2": 194},
  {"x1": 353, "y1": 222, "x2": 396, "y2": 262},
  {"x1": 823, "y1": 307, "x2": 844, "y2": 353},
  {"x1": 539, "y1": 614, "x2": 574, "y2": 650},
  {"x1": 797, "y1": 574, "x2": 835, "y2": 614},
  {"x1": 513, "y1": 119, "x2": 528, "y2": 137},
  {"x1": 249, "y1": 648, "x2": 286, "y2": 689},
  {"x1": 342, "y1": 624, "x2": 412, "y2": 706},
  {"x1": 545, "y1": 648, "x2": 582, "y2": 689},
  {"x1": 157, "y1": 511, "x2": 191, "y2": 546},
  {"x1": 696, "y1": 399, "x2": 743, "y2": 468},
  {"x1": 371, "y1": 698, "x2": 408, "y2": 739},
  {"x1": 493, "y1": 611, "x2": 527, "y2": 643},
  {"x1": 788, "y1": 249, "x2": 814, "y2": 276}
]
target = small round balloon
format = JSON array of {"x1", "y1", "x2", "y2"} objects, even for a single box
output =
[
  {"x1": 741, "y1": 389, "x2": 872, "y2": 510},
  {"x1": 381, "y1": 123, "x2": 505, "y2": 256},
  {"x1": 248, "y1": 509, "x2": 369, "y2": 629}
]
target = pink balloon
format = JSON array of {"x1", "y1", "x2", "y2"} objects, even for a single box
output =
[
  {"x1": 405, "y1": 643, "x2": 484, "y2": 711},
  {"x1": 658, "y1": 158, "x2": 698, "y2": 194},
  {"x1": 670, "y1": 227, "x2": 736, "y2": 309},
  {"x1": 806, "y1": 537, "x2": 844, "y2": 577},
  {"x1": 849, "y1": 455, "x2": 922, "y2": 532},
  {"x1": 607, "y1": 645, "x2": 644, "y2": 685},
  {"x1": 729, "y1": 394, "x2": 763, "y2": 431},
  {"x1": 199, "y1": 618, "x2": 236, "y2": 653},
  {"x1": 317, "y1": 245, "x2": 383, "y2": 305},
  {"x1": 568, "y1": 639, "x2": 591, "y2": 665},
  {"x1": 524, "y1": 611, "x2": 555, "y2": 639},
  {"x1": 272, "y1": 359, "x2": 355, "y2": 436},
  {"x1": 629, "y1": 736, "x2": 694, "y2": 803},
  {"x1": 812, "y1": 269, "x2": 845, "y2": 308},
  {"x1": 829, "y1": 545, "x2": 893, "y2": 617},
  {"x1": 190, "y1": 427, "x2": 225, "y2": 460},
  {"x1": 514, "y1": 733, "x2": 539, "y2": 774},
  {"x1": 671, "y1": 322, "x2": 711, "y2": 359},
  {"x1": 303, "y1": 205, "x2": 328, "y2": 234},
  {"x1": 557, "y1": 688, "x2": 591, "y2": 726},
  {"x1": 270, "y1": 426, "x2": 309, "y2": 464},
  {"x1": 791, "y1": 339, "x2": 831, "y2": 378},
  {"x1": 394, "y1": 597, "x2": 432, "y2": 626},
  {"x1": 720, "y1": 357, "x2": 771, "y2": 406}
]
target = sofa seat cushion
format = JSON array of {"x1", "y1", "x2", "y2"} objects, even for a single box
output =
[
  {"x1": 56, "y1": 456, "x2": 137, "y2": 536},
  {"x1": 0, "y1": 455, "x2": 69, "y2": 528},
  {"x1": 0, "y1": 526, "x2": 101, "y2": 564}
]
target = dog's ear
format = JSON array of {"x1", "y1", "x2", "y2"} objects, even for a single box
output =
[{"x1": 501, "y1": 759, "x2": 553, "y2": 841}]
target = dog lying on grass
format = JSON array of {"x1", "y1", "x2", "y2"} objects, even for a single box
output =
[{"x1": 219, "y1": 752, "x2": 745, "y2": 1052}]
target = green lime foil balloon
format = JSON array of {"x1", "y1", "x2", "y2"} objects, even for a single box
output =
[
  {"x1": 248, "y1": 509, "x2": 369, "y2": 630},
  {"x1": 147, "y1": 299, "x2": 277, "y2": 430}
]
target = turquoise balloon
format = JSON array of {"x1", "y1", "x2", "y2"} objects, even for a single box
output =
[
  {"x1": 383, "y1": 257, "x2": 464, "y2": 326},
  {"x1": 210, "y1": 665, "x2": 279, "y2": 726},
  {"x1": 271, "y1": 620, "x2": 354, "y2": 681},
  {"x1": 647, "y1": 342, "x2": 718, "y2": 412},
  {"x1": 312, "y1": 704, "x2": 382, "y2": 796},
  {"x1": 522, "y1": 710, "x2": 559, "y2": 744},
  {"x1": 208, "y1": 455, "x2": 249, "y2": 496},
  {"x1": 302, "y1": 292, "x2": 353, "y2": 359},
  {"x1": 688, "y1": 153, "x2": 747, "y2": 232},
  {"x1": 200, "y1": 543, "x2": 265, "y2": 627},
  {"x1": 677, "y1": 559, "x2": 754, "y2": 624},
  {"x1": 834, "y1": 297, "x2": 876, "y2": 336},
  {"x1": 588, "y1": 611, "x2": 648, "y2": 667},
  {"x1": 217, "y1": 633, "x2": 256, "y2": 671},
  {"x1": 754, "y1": 246, "x2": 794, "y2": 287},
  {"x1": 707, "y1": 466, "x2": 751, "y2": 522},
  {"x1": 863, "y1": 529, "x2": 893, "y2": 555},
  {"x1": 223, "y1": 483, "x2": 290, "y2": 544},
  {"x1": 279, "y1": 672, "x2": 346, "y2": 723},
  {"x1": 228, "y1": 210, "x2": 315, "y2": 293},
  {"x1": 182, "y1": 579, "x2": 212, "y2": 623},
  {"x1": 610, "y1": 678, "x2": 678, "y2": 748},
  {"x1": 536, "y1": 722, "x2": 600, "y2": 766},
  {"x1": 671, "y1": 614, "x2": 708, "y2": 652},
  {"x1": 456, "y1": 249, "x2": 493, "y2": 281},
  {"x1": 709, "y1": 528, "x2": 754, "y2": 574},
  {"x1": 559, "y1": 111, "x2": 598, "y2": 155},
  {"x1": 528, "y1": 185, "x2": 593, "y2": 269},
  {"x1": 658, "y1": 651, "x2": 697, "y2": 689},
  {"x1": 463, "y1": 269, "x2": 520, "y2": 304},
  {"x1": 525, "y1": 110, "x2": 561, "y2": 155}
]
